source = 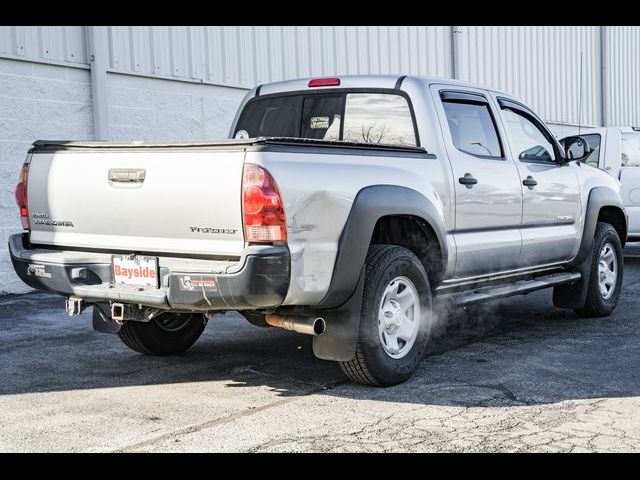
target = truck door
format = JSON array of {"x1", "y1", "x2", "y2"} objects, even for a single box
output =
[
  {"x1": 431, "y1": 86, "x2": 523, "y2": 278},
  {"x1": 620, "y1": 130, "x2": 640, "y2": 238},
  {"x1": 495, "y1": 97, "x2": 581, "y2": 266}
]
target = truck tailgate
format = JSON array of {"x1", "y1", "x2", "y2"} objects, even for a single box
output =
[{"x1": 27, "y1": 148, "x2": 246, "y2": 258}]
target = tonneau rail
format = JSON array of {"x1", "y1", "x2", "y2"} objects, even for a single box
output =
[{"x1": 30, "y1": 137, "x2": 429, "y2": 154}]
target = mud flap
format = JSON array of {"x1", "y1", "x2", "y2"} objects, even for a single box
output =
[
  {"x1": 313, "y1": 269, "x2": 365, "y2": 362},
  {"x1": 92, "y1": 304, "x2": 122, "y2": 334},
  {"x1": 552, "y1": 249, "x2": 594, "y2": 309}
]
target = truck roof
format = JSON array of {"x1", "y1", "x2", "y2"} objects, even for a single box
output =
[{"x1": 258, "y1": 74, "x2": 511, "y2": 97}]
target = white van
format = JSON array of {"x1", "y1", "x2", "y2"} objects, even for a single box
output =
[{"x1": 561, "y1": 127, "x2": 640, "y2": 240}]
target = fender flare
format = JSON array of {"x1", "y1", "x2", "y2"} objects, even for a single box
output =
[
  {"x1": 554, "y1": 186, "x2": 627, "y2": 309},
  {"x1": 317, "y1": 185, "x2": 448, "y2": 309},
  {"x1": 571, "y1": 186, "x2": 626, "y2": 268},
  {"x1": 313, "y1": 185, "x2": 447, "y2": 362}
]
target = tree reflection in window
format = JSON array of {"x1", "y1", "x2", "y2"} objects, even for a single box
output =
[{"x1": 343, "y1": 94, "x2": 416, "y2": 146}]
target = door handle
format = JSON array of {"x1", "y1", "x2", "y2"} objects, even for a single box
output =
[
  {"x1": 522, "y1": 176, "x2": 538, "y2": 188},
  {"x1": 458, "y1": 173, "x2": 478, "y2": 189},
  {"x1": 108, "y1": 168, "x2": 146, "y2": 183}
]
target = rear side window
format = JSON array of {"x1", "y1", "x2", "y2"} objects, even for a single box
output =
[
  {"x1": 622, "y1": 132, "x2": 640, "y2": 167},
  {"x1": 235, "y1": 92, "x2": 417, "y2": 147},
  {"x1": 442, "y1": 101, "x2": 502, "y2": 158}
]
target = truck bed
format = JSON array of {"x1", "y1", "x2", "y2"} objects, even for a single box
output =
[{"x1": 26, "y1": 137, "x2": 429, "y2": 260}]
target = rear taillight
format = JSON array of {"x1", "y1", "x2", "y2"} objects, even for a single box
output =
[
  {"x1": 15, "y1": 163, "x2": 29, "y2": 230},
  {"x1": 242, "y1": 164, "x2": 286, "y2": 243}
]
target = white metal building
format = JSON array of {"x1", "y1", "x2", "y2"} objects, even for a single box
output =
[{"x1": 1, "y1": 25, "x2": 639, "y2": 294}]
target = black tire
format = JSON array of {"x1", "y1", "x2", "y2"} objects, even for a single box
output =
[
  {"x1": 574, "y1": 222, "x2": 624, "y2": 318},
  {"x1": 340, "y1": 245, "x2": 432, "y2": 387},
  {"x1": 118, "y1": 312, "x2": 207, "y2": 355}
]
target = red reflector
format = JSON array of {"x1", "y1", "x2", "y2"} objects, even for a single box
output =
[{"x1": 308, "y1": 78, "x2": 341, "y2": 88}]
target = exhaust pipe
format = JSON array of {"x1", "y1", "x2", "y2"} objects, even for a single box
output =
[{"x1": 265, "y1": 315, "x2": 326, "y2": 336}]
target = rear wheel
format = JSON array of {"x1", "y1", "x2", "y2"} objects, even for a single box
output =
[
  {"x1": 118, "y1": 312, "x2": 207, "y2": 355},
  {"x1": 340, "y1": 245, "x2": 432, "y2": 387},
  {"x1": 574, "y1": 222, "x2": 623, "y2": 317}
]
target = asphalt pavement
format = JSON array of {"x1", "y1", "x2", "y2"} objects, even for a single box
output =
[{"x1": 2, "y1": 247, "x2": 640, "y2": 452}]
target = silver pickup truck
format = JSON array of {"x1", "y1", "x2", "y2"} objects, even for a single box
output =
[{"x1": 9, "y1": 75, "x2": 627, "y2": 386}]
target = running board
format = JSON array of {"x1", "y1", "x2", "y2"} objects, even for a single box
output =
[{"x1": 438, "y1": 272, "x2": 581, "y2": 307}]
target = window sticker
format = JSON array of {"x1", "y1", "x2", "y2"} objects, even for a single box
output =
[{"x1": 310, "y1": 117, "x2": 330, "y2": 129}]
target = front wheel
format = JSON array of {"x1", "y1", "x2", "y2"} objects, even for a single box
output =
[
  {"x1": 118, "y1": 312, "x2": 207, "y2": 355},
  {"x1": 574, "y1": 222, "x2": 624, "y2": 317},
  {"x1": 340, "y1": 245, "x2": 432, "y2": 387}
]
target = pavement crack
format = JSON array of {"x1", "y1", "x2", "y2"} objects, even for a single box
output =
[{"x1": 110, "y1": 379, "x2": 347, "y2": 452}]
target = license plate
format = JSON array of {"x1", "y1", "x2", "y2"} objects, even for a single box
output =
[{"x1": 112, "y1": 255, "x2": 159, "y2": 288}]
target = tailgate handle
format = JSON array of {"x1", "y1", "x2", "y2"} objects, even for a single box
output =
[{"x1": 108, "y1": 168, "x2": 146, "y2": 183}]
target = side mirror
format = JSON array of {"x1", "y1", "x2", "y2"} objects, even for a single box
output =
[{"x1": 564, "y1": 136, "x2": 593, "y2": 161}]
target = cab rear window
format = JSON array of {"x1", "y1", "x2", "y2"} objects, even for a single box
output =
[{"x1": 235, "y1": 92, "x2": 417, "y2": 147}]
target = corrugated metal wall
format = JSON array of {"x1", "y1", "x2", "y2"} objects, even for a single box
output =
[
  {"x1": 106, "y1": 26, "x2": 452, "y2": 86},
  {"x1": 1, "y1": 26, "x2": 640, "y2": 127},
  {"x1": 455, "y1": 26, "x2": 602, "y2": 127},
  {"x1": 0, "y1": 26, "x2": 87, "y2": 64},
  {"x1": 606, "y1": 26, "x2": 640, "y2": 127}
]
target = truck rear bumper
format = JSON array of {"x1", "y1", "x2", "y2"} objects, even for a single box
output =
[{"x1": 9, "y1": 234, "x2": 290, "y2": 311}]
